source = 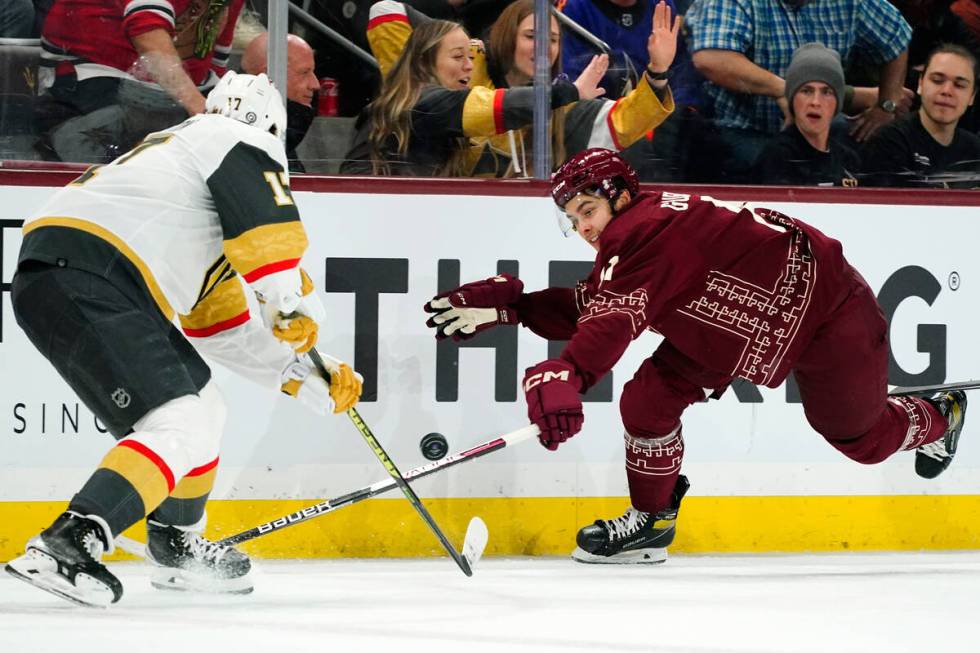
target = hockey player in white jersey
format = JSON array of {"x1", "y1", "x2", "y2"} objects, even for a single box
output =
[{"x1": 5, "y1": 72, "x2": 362, "y2": 607}]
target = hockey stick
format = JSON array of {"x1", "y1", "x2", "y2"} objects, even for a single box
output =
[
  {"x1": 310, "y1": 348, "x2": 482, "y2": 576},
  {"x1": 113, "y1": 423, "x2": 537, "y2": 559},
  {"x1": 219, "y1": 422, "x2": 536, "y2": 546},
  {"x1": 889, "y1": 379, "x2": 980, "y2": 396}
]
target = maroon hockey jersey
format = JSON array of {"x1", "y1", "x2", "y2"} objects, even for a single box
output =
[
  {"x1": 517, "y1": 192, "x2": 853, "y2": 391},
  {"x1": 41, "y1": 0, "x2": 243, "y2": 85}
]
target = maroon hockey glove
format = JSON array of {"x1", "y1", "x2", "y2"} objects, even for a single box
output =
[
  {"x1": 523, "y1": 359, "x2": 584, "y2": 451},
  {"x1": 423, "y1": 274, "x2": 524, "y2": 341}
]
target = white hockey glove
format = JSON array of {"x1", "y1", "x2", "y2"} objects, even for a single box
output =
[
  {"x1": 425, "y1": 299, "x2": 505, "y2": 340},
  {"x1": 253, "y1": 267, "x2": 326, "y2": 354},
  {"x1": 281, "y1": 353, "x2": 363, "y2": 415},
  {"x1": 423, "y1": 274, "x2": 523, "y2": 341}
]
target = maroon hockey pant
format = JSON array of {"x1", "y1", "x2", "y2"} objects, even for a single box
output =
[{"x1": 619, "y1": 273, "x2": 947, "y2": 513}]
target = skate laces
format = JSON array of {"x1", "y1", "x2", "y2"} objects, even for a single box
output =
[
  {"x1": 80, "y1": 529, "x2": 105, "y2": 561},
  {"x1": 604, "y1": 508, "x2": 649, "y2": 541},
  {"x1": 918, "y1": 439, "x2": 950, "y2": 462},
  {"x1": 919, "y1": 393, "x2": 963, "y2": 461},
  {"x1": 182, "y1": 531, "x2": 228, "y2": 564}
]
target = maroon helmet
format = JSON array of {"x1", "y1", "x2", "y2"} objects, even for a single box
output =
[{"x1": 551, "y1": 148, "x2": 640, "y2": 210}]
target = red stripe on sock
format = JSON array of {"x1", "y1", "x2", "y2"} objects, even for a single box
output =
[
  {"x1": 186, "y1": 457, "x2": 220, "y2": 477},
  {"x1": 118, "y1": 439, "x2": 176, "y2": 492}
]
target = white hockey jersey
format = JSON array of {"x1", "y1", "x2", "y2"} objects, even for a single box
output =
[{"x1": 20, "y1": 114, "x2": 308, "y2": 389}]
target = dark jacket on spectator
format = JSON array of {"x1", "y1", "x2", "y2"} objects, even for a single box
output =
[
  {"x1": 752, "y1": 124, "x2": 860, "y2": 187},
  {"x1": 861, "y1": 112, "x2": 980, "y2": 188}
]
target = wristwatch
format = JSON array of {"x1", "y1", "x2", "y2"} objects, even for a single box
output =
[
  {"x1": 878, "y1": 99, "x2": 897, "y2": 113},
  {"x1": 645, "y1": 67, "x2": 670, "y2": 81}
]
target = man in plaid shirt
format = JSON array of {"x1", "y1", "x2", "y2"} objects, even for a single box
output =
[{"x1": 686, "y1": 0, "x2": 912, "y2": 177}]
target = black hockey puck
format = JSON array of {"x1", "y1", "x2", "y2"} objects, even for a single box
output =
[{"x1": 420, "y1": 432, "x2": 449, "y2": 461}]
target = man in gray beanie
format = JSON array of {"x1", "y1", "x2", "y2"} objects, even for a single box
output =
[
  {"x1": 752, "y1": 42, "x2": 861, "y2": 186},
  {"x1": 784, "y1": 43, "x2": 845, "y2": 118}
]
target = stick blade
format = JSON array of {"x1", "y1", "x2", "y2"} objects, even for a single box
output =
[
  {"x1": 114, "y1": 535, "x2": 147, "y2": 559},
  {"x1": 462, "y1": 517, "x2": 489, "y2": 570},
  {"x1": 889, "y1": 379, "x2": 980, "y2": 396}
]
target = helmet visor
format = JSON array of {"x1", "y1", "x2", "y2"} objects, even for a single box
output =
[{"x1": 555, "y1": 205, "x2": 577, "y2": 237}]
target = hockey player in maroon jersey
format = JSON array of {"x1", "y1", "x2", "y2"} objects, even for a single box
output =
[{"x1": 424, "y1": 148, "x2": 968, "y2": 564}]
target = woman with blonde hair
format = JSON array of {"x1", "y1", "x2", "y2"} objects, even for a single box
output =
[
  {"x1": 343, "y1": 17, "x2": 608, "y2": 176},
  {"x1": 358, "y1": 0, "x2": 679, "y2": 176}
]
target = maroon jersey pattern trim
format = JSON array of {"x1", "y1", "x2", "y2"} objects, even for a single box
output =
[
  {"x1": 574, "y1": 281, "x2": 592, "y2": 313},
  {"x1": 891, "y1": 396, "x2": 936, "y2": 450},
  {"x1": 677, "y1": 222, "x2": 815, "y2": 387},
  {"x1": 625, "y1": 428, "x2": 684, "y2": 477},
  {"x1": 580, "y1": 288, "x2": 650, "y2": 338}
]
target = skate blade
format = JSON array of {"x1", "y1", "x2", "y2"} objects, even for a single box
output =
[
  {"x1": 5, "y1": 548, "x2": 116, "y2": 608},
  {"x1": 570, "y1": 546, "x2": 668, "y2": 565},
  {"x1": 149, "y1": 566, "x2": 254, "y2": 595}
]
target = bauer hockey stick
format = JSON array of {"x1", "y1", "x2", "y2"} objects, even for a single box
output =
[
  {"x1": 217, "y1": 423, "x2": 537, "y2": 546},
  {"x1": 889, "y1": 379, "x2": 980, "y2": 396},
  {"x1": 114, "y1": 423, "x2": 537, "y2": 558},
  {"x1": 310, "y1": 348, "x2": 483, "y2": 576}
]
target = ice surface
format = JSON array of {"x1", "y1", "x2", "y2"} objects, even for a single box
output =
[{"x1": 2, "y1": 552, "x2": 979, "y2": 653}]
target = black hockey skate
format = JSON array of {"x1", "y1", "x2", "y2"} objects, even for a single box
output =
[
  {"x1": 5, "y1": 511, "x2": 123, "y2": 608},
  {"x1": 572, "y1": 475, "x2": 690, "y2": 564},
  {"x1": 916, "y1": 390, "x2": 968, "y2": 479},
  {"x1": 145, "y1": 519, "x2": 253, "y2": 594}
]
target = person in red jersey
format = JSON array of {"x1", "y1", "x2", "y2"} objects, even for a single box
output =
[
  {"x1": 424, "y1": 147, "x2": 968, "y2": 564},
  {"x1": 38, "y1": 0, "x2": 243, "y2": 162}
]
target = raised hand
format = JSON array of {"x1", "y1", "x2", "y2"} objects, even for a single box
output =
[
  {"x1": 647, "y1": 0, "x2": 680, "y2": 75},
  {"x1": 573, "y1": 54, "x2": 609, "y2": 100}
]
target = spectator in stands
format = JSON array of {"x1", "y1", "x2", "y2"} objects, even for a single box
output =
[
  {"x1": 558, "y1": 0, "x2": 699, "y2": 105},
  {"x1": 557, "y1": 0, "x2": 717, "y2": 184},
  {"x1": 1, "y1": 0, "x2": 35, "y2": 37},
  {"x1": 753, "y1": 43, "x2": 860, "y2": 187},
  {"x1": 341, "y1": 19, "x2": 610, "y2": 175},
  {"x1": 560, "y1": 0, "x2": 663, "y2": 98},
  {"x1": 37, "y1": 0, "x2": 243, "y2": 163},
  {"x1": 862, "y1": 43, "x2": 980, "y2": 188},
  {"x1": 888, "y1": 0, "x2": 980, "y2": 133},
  {"x1": 295, "y1": 0, "x2": 509, "y2": 119},
  {"x1": 241, "y1": 33, "x2": 321, "y2": 172},
  {"x1": 355, "y1": 0, "x2": 678, "y2": 177},
  {"x1": 685, "y1": 0, "x2": 913, "y2": 181}
]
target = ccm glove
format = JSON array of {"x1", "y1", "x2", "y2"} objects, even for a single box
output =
[
  {"x1": 424, "y1": 274, "x2": 523, "y2": 341},
  {"x1": 281, "y1": 353, "x2": 363, "y2": 415},
  {"x1": 523, "y1": 359, "x2": 584, "y2": 451},
  {"x1": 255, "y1": 268, "x2": 326, "y2": 354}
]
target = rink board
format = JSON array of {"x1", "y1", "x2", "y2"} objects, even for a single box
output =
[{"x1": 2, "y1": 179, "x2": 980, "y2": 558}]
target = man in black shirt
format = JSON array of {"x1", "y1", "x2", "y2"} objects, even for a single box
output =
[
  {"x1": 862, "y1": 43, "x2": 980, "y2": 188},
  {"x1": 752, "y1": 43, "x2": 860, "y2": 187}
]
